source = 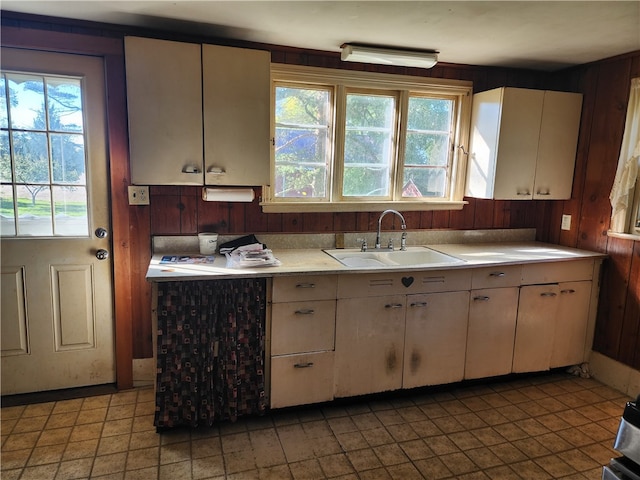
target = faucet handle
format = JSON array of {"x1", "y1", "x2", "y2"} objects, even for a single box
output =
[
  {"x1": 357, "y1": 238, "x2": 368, "y2": 252},
  {"x1": 387, "y1": 238, "x2": 394, "y2": 250}
]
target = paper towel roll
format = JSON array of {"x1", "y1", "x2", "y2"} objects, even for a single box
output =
[{"x1": 202, "y1": 187, "x2": 255, "y2": 202}]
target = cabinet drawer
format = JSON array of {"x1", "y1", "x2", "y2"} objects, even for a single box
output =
[
  {"x1": 521, "y1": 259, "x2": 594, "y2": 284},
  {"x1": 272, "y1": 275, "x2": 337, "y2": 302},
  {"x1": 270, "y1": 352, "x2": 334, "y2": 408},
  {"x1": 471, "y1": 265, "x2": 522, "y2": 289},
  {"x1": 337, "y1": 269, "x2": 471, "y2": 298},
  {"x1": 271, "y1": 300, "x2": 336, "y2": 355}
]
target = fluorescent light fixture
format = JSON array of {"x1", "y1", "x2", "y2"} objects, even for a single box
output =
[{"x1": 341, "y1": 44, "x2": 438, "y2": 69}]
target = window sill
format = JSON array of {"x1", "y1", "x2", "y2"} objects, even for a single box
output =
[
  {"x1": 260, "y1": 200, "x2": 467, "y2": 213},
  {"x1": 607, "y1": 230, "x2": 640, "y2": 241}
]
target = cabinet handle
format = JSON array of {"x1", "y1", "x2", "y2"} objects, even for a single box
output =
[
  {"x1": 410, "y1": 302, "x2": 428, "y2": 308},
  {"x1": 207, "y1": 167, "x2": 225, "y2": 175},
  {"x1": 516, "y1": 191, "x2": 530, "y2": 196},
  {"x1": 294, "y1": 362, "x2": 314, "y2": 368},
  {"x1": 540, "y1": 292, "x2": 557, "y2": 297},
  {"x1": 385, "y1": 303, "x2": 403, "y2": 309},
  {"x1": 295, "y1": 283, "x2": 315, "y2": 288},
  {"x1": 295, "y1": 309, "x2": 315, "y2": 315},
  {"x1": 489, "y1": 272, "x2": 506, "y2": 277},
  {"x1": 473, "y1": 296, "x2": 490, "y2": 301},
  {"x1": 561, "y1": 289, "x2": 576, "y2": 294},
  {"x1": 181, "y1": 165, "x2": 201, "y2": 174},
  {"x1": 537, "y1": 191, "x2": 551, "y2": 196}
]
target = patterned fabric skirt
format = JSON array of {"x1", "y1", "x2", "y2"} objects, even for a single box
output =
[{"x1": 154, "y1": 278, "x2": 267, "y2": 428}]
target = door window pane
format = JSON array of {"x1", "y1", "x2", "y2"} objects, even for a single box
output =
[
  {"x1": 343, "y1": 93, "x2": 395, "y2": 197},
  {"x1": 274, "y1": 86, "x2": 331, "y2": 198},
  {"x1": 0, "y1": 184, "x2": 15, "y2": 236},
  {"x1": 1, "y1": 72, "x2": 89, "y2": 237}
]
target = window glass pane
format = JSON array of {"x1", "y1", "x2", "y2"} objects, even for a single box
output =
[
  {"x1": 274, "y1": 86, "x2": 330, "y2": 198},
  {"x1": 51, "y1": 133, "x2": 86, "y2": 185},
  {"x1": 12, "y1": 131, "x2": 50, "y2": 184},
  {"x1": 403, "y1": 97, "x2": 453, "y2": 198},
  {"x1": 0, "y1": 75, "x2": 8, "y2": 129},
  {"x1": 1, "y1": 130, "x2": 11, "y2": 183},
  {"x1": 16, "y1": 185, "x2": 53, "y2": 236},
  {"x1": 343, "y1": 93, "x2": 395, "y2": 197},
  {"x1": 403, "y1": 167, "x2": 447, "y2": 197},
  {"x1": 0, "y1": 184, "x2": 16, "y2": 236},
  {"x1": 46, "y1": 77, "x2": 83, "y2": 133},
  {"x1": 7, "y1": 74, "x2": 46, "y2": 131},
  {"x1": 53, "y1": 185, "x2": 88, "y2": 236}
]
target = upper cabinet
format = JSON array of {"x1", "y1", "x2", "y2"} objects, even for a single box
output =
[
  {"x1": 124, "y1": 36, "x2": 271, "y2": 186},
  {"x1": 465, "y1": 87, "x2": 582, "y2": 200}
]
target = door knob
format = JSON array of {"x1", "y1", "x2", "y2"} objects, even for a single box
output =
[
  {"x1": 95, "y1": 227, "x2": 108, "y2": 238},
  {"x1": 96, "y1": 249, "x2": 109, "y2": 260}
]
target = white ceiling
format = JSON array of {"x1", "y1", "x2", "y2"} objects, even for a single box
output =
[{"x1": 2, "y1": 1, "x2": 640, "y2": 71}]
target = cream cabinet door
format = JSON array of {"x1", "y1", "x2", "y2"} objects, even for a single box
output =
[
  {"x1": 203, "y1": 44, "x2": 270, "y2": 186},
  {"x1": 334, "y1": 295, "x2": 405, "y2": 397},
  {"x1": 513, "y1": 284, "x2": 560, "y2": 373},
  {"x1": 465, "y1": 287, "x2": 519, "y2": 380},
  {"x1": 534, "y1": 91, "x2": 582, "y2": 199},
  {"x1": 403, "y1": 291, "x2": 469, "y2": 388},
  {"x1": 125, "y1": 37, "x2": 204, "y2": 185},
  {"x1": 550, "y1": 281, "x2": 592, "y2": 368}
]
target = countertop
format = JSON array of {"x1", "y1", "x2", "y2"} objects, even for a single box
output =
[{"x1": 146, "y1": 241, "x2": 606, "y2": 282}]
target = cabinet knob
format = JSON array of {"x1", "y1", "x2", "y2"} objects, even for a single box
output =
[
  {"x1": 385, "y1": 303, "x2": 403, "y2": 309},
  {"x1": 540, "y1": 292, "x2": 557, "y2": 297},
  {"x1": 560, "y1": 289, "x2": 576, "y2": 294},
  {"x1": 473, "y1": 296, "x2": 490, "y2": 301},
  {"x1": 489, "y1": 272, "x2": 505, "y2": 277}
]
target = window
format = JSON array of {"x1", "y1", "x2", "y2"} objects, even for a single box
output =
[
  {"x1": 609, "y1": 77, "x2": 640, "y2": 238},
  {"x1": 264, "y1": 65, "x2": 472, "y2": 212},
  {"x1": 0, "y1": 71, "x2": 89, "y2": 237}
]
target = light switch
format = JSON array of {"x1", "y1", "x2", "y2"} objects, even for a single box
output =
[{"x1": 561, "y1": 214, "x2": 572, "y2": 231}]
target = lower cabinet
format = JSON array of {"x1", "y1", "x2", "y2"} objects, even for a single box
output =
[
  {"x1": 269, "y1": 275, "x2": 337, "y2": 408},
  {"x1": 550, "y1": 281, "x2": 592, "y2": 368},
  {"x1": 268, "y1": 258, "x2": 602, "y2": 409},
  {"x1": 403, "y1": 291, "x2": 469, "y2": 388},
  {"x1": 270, "y1": 351, "x2": 334, "y2": 408},
  {"x1": 334, "y1": 295, "x2": 406, "y2": 397},
  {"x1": 512, "y1": 284, "x2": 560, "y2": 373},
  {"x1": 465, "y1": 287, "x2": 519, "y2": 379}
]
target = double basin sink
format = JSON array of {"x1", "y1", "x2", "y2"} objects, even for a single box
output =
[{"x1": 323, "y1": 246, "x2": 465, "y2": 269}]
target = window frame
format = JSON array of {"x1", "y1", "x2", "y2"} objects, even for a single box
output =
[{"x1": 263, "y1": 64, "x2": 473, "y2": 213}]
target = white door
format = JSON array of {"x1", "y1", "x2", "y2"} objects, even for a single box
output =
[{"x1": 0, "y1": 48, "x2": 115, "y2": 395}]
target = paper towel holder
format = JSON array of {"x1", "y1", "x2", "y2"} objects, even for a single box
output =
[{"x1": 202, "y1": 187, "x2": 255, "y2": 202}]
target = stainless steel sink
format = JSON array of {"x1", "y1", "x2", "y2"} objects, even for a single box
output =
[{"x1": 323, "y1": 246, "x2": 465, "y2": 269}]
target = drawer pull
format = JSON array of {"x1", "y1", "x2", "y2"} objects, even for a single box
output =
[
  {"x1": 295, "y1": 283, "x2": 315, "y2": 288},
  {"x1": 422, "y1": 276, "x2": 445, "y2": 284},
  {"x1": 295, "y1": 309, "x2": 315, "y2": 315},
  {"x1": 410, "y1": 302, "x2": 428, "y2": 308},
  {"x1": 540, "y1": 292, "x2": 557, "y2": 297},
  {"x1": 294, "y1": 362, "x2": 314, "y2": 368},
  {"x1": 561, "y1": 289, "x2": 576, "y2": 294},
  {"x1": 473, "y1": 296, "x2": 490, "y2": 301},
  {"x1": 489, "y1": 272, "x2": 506, "y2": 277},
  {"x1": 385, "y1": 303, "x2": 403, "y2": 309}
]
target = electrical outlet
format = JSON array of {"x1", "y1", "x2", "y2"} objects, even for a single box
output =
[
  {"x1": 561, "y1": 214, "x2": 572, "y2": 231},
  {"x1": 128, "y1": 186, "x2": 150, "y2": 205}
]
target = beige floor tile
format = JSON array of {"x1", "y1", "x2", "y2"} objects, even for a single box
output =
[
  {"x1": 123, "y1": 465, "x2": 158, "y2": 480},
  {"x1": 2, "y1": 431, "x2": 40, "y2": 451},
  {"x1": 19, "y1": 463, "x2": 59, "y2": 480},
  {"x1": 62, "y1": 438, "x2": 99, "y2": 461},
  {"x1": 51, "y1": 398, "x2": 84, "y2": 415},
  {"x1": 106, "y1": 404, "x2": 136, "y2": 422},
  {"x1": 317, "y1": 452, "x2": 355, "y2": 477},
  {"x1": 440, "y1": 451, "x2": 477, "y2": 475},
  {"x1": 225, "y1": 449, "x2": 257, "y2": 473},
  {"x1": 289, "y1": 458, "x2": 326, "y2": 480},
  {"x1": 13, "y1": 414, "x2": 49, "y2": 433},
  {"x1": 46, "y1": 412, "x2": 79, "y2": 430},
  {"x1": 27, "y1": 443, "x2": 66, "y2": 466},
  {"x1": 36, "y1": 426, "x2": 72, "y2": 447},
  {"x1": 160, "y1": 440, "x2": 191, "y2": 465},
  {"x1": 91, "y1": 452, "x2": 128, "y2": 476},
  {"x1": 158, "y1": 459, "x2": 191, "y2": 480},
  {"x1": 22, "y1": 402, "x2": 55, "y2": 418},
  {"x1": 346, "y1": 447, "x2": 383, "y2": 472},
  {"x1": 258, "y1": 463, "x2": 293, "y2": 480},
  {"x1": 191, "y1": 435, "x2": 222, "y2": 459},
  {"x1": 0, "y1": 447, "x2": 32, "y2": 470},
  {"x1": 55, "y1": 457, "x2": 93, "y2": 480},
  {"x1": 69, "y1": 422, "x2": 103, "y2": 442},
  {"x1": 102, "y1": 418, "x2": 133, "y2": 437},
  {"x1": 386, "y1": 462, "x2": 424, "y2": 480},
  {"x1": 76, "y1": 407, "x2": 107, "y2": 425},
  {"x1": 125, "y1": 445, "x2": 159, "y2": 470},
  {"x1": 192, "y1": 454, "x2": 225, "y2": 479},
  {"x1": 81, "y1": 395, "x2": 111, "y2": 410},
  {"x1": 414, "y1": 456, "x2": 453, "y2": 479}
]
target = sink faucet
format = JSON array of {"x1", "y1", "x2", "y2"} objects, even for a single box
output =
[{"x1": 375, "y1": 209, "x2": 407, "y2": 250}]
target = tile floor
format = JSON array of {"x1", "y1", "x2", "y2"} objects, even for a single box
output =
[{"x1": 0, "y1": 372, "x2": 631, "y2": 480}]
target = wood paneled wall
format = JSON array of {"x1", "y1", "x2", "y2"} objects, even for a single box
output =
[
  {"x1": 2, "y1": 11, "x2": 639, "y2": 382},
  {"x1": 549, "y1": 53, "x2": 640, "y2": 370}
]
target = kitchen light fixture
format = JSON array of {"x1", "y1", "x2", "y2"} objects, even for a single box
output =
[{"x1": 341, "y1": 44, "x2": 438, "y2": 69}]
